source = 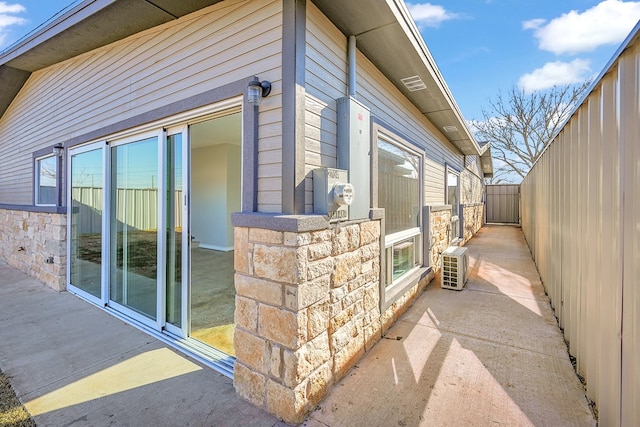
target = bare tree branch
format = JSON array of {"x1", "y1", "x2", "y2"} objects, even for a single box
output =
[{"x1": 474, "y1": 82, "x2": 591, "y2": 183}]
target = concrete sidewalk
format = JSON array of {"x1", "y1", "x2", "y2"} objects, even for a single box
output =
[
  {"x1": 0, "y1": 263, "x2": 286, "y2": 426},
  {"x1": 0, "y1": 225, "x2": 596, "y2": 426},
  {"x1": 305, "y1": 225, "x2": 596, "y2": 426}
]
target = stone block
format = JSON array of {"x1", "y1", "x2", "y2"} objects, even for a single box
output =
[
  {"x1": 346, "y1": 275, "x2": 365, "y2": 293},
  {"x1": 270, "y1": 345, "x2": 283, "y2": 379},
  {"x1": 235, "y1": 296, "x2": 258, "y2": 332},
  {"x1": 330, "y1": 299, "x2": 363, "y2": 335},
  {"x1": 306, "y1": 362, "x2": 333, "y2": 406},
  {"x1": 234, "y1": 363, "x2": 266, "y2": 407},
  {"x1": 341, "y1": 287, "x2": 364, "y2": 309},
  {"x1": 234, "y1": 328, "x2": 267, "y2": 373},
  {"x1": 307, "y1": 257, "x2": 334, "y2": 281},
  {"x1": 333, "y1": 329, "x2": 366, "y2": 380},
  {"x1": 307, "y1": 241, "x2": 332, "y2": 261},
  {"x1": 284, "y1": 231, "x2": 310, "y2": 247},
  {"x1": 266, "y1": 379, "x2": 307, "y2": 424},
  {"x1": 329, "y1": 285, "x2": 348, "y2": 304},
  {"x1": 253, "y1": 244, "x2": 304, "y2": 284},
  {"x1": 310, "y1": 229, "x2": 332, "y2": 244},
  {"x1": 331, "y1": 316, "x2": 363, "y2": 354},
  {"x1": 307, "y1": 300, "x2": 329, "y2": 339},
  {"x1": 259, "y1": 305, "x2": 307, "y2": 349},
  {"x1": 235, "y1": 274, "x2": 283, "y2": 306},
  {"x1": 364, "y1": 318, "x2": 382, "y2": 352},
  {"x1": 249, "y1": 228, "x2": 283, "y2": 245},
  {"x1": 332, "y1": 251, "x2": 360, "y2": 287},
  {"x1": 234, "y1": 227, "x2": 250, "y2": 274},
  {"x1": 282, "y1": 332, "x2": 330, "y2": 388},
  {"x1": 363, "y1": 283, "x2": 380, "y2": 312},
  {"x1": 284, "y1": 276, "x2": 329, "y2": 311},
  {"x1": 360, "y1": 242, "x2": 379, "y2": 262},
  {"x1": 359, "y1": 220, "x2": 380, "y2": 245},
  {"x1": 331, "y1": 225, "x2": 360, "y2": 256}
]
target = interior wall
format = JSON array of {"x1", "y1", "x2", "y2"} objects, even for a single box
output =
[{"x1": 192, "y1": 144, "x2": 240, "y2": 250}]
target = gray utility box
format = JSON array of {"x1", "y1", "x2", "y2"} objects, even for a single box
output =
[
  {"x1": 313, "y1": 168, "x2": 353, "y2": 222},
  {"x1": 337, "y1": 97, "x2": 370, "y2": 220}
]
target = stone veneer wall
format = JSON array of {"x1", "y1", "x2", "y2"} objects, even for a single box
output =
[
  {"x1": 231, "y1": 214, "x2": 433, "y2": 423},
  {"x1": 0, "y1": 209, "x2": 66, "y2": 291},
  {"x1": 462, "y1": 203, "x2": 484, "y2": 245},
  {"x1": 428, "y1": 205, "x2": 452, "y2": 272}
]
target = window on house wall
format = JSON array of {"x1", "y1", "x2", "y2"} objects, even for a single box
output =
[
  {"x1": 447, "y1": 169, "x2": 460, "y2": 241},
  {"x1": 377, "y1": 134, "x2": 422, "y2": 288},
  {"x1": 35, "y1": 154, "x2": 58, "y2": 206}
]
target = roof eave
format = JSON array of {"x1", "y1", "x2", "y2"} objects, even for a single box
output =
[
  {"x1": 0, "y1": 0, "x2": 223, "y2": 119},
  {"x1": 312, "y1": 0, "x2": 483, "y2": 157}
]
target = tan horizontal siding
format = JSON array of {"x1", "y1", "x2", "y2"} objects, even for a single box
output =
[
  {"x1": 0, "y1": 0, "x2": 283, "y2": 207},
  {"x1": 355, "y1": 52, "x2": 464, "y2": 206},
  {"x1": 304, "y1": 2, "x2": 465, "y2": 212}
]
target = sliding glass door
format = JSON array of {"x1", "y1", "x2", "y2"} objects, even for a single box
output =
[
  {"x1": 109, "y1": 134, "x2": 160, "y2": 321},
  {"x1": 66, "y1": 103, "x2": 241, "y2": 362},
  {"x1": 68, "y1": 143, "x2": 105, "y2": 303},
  {"x1": 165, "y1": 128, "x2": 187, "y2": 334}
]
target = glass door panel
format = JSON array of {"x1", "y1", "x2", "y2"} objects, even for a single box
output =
[
  {"x1": 110, "y1": 136, "x2": 159, "y2": 320},
  {"x1": 189, "y1": 113, "x2": 241, "y2": 355},
  {"x1": 166, "y1": 133, "x2": 183, "y2": 328},
  {"x1": 69, "y1": 145, "x2": 104, "y2": 299}
]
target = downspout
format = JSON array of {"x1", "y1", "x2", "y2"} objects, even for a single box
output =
[{"x1": 348, "y1": 35, "x2": 357, "y2": 98}]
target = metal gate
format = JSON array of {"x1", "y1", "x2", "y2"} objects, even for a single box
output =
[{"x1": 486, "y1": 184, "x2": 520, "y2": 224}]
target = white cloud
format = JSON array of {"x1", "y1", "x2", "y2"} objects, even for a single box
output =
[
  {"x1": 522, "y1": 18, "x2": 546, "y2": 30},
  {"x1": 406, "y1": 2, "x2": 458, "y2": 27},
  {"x1": 518, "y1": 59, "x2": 592, "y2": 93},
  {"x1": 525, "y1": 0, "x2": 640, "y2": 55},
  {"x1": 0, "y1": 2, "x2": 26, "y2": 48}
]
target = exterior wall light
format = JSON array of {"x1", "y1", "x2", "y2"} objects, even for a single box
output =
[
  {"x1": 247, "y1": 78, "x2": 272, "y2": 106},
  {"x1": 53, "y1": 143, "x2": 64, "y2": 157}
]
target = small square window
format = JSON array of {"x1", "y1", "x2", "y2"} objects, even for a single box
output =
[{"x1": 36, "y1": 155, "x2": 58, "y2": 206}]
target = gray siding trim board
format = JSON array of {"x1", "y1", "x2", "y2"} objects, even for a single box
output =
[
  {"x1": 281, "y1": 0, "x2": 306, "y2": 214},
  {"x1": 0, "y1": 204, "x2": 66, "y2": 214}
]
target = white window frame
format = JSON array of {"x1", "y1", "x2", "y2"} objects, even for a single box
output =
[
  {"x1": 35, "y1": 153, "x2": 58, "y2": 206},
  {"x1": 446, "y1": 166, "x2": 461, "y2": 243},
  {"x1": 375, "y1": 128, "x2": 425, "y2": 308}
]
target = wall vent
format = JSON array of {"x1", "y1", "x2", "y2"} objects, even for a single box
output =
[{"x1": 401, "y1": 75, "x2": 427, "y2": 91}]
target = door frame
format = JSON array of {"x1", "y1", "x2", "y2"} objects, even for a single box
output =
[
  {"x1": 67, "y1": 140, "x2": 109, "y2": 308},
  {"x1": 65, "y1": 97, "x2": 244, "y2": 373}
]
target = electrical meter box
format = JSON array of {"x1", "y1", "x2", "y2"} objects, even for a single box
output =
[
  {"x1": 337, "y1": 97, "x2": 370, "y2": 220},
  {"x1": 313, "y1": 168, "x2": 353, "y2": 222}
]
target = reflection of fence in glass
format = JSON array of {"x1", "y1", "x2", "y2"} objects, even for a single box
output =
[
  {"x1": 378, "y1": 155, "x2": 420, "y2": 235},
  {"x1": 72, "y1": 187, "x2": 182, "y2": 233}
]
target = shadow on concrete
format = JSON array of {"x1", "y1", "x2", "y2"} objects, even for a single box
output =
[
  {"x1": 0, "y1": 263, "x2": 284, "y2": 427},
  {"x1": 305, "y1": 225, "x2": 595, "y2": 426}
]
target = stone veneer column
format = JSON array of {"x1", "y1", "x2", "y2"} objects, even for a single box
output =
[
  {"x1": 428, "y1": 205, "x2": 453, "y2": 272},
  {"x1": 0, "y1": 209, "x2": 66, "y2": 291},
  {"x1": 462, "y1": 203, "x2": 485, "y2": 244},
  {"x1": 231, "y1": 214, "x2": 381, "y2": 424}
]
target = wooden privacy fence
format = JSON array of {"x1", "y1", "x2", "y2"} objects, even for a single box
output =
[
  {"x1": 485, "y1": 184, "x2": 519, "y2": 224},
  {"x1": 520, "y1": 27, "x2": 640, "y2": 427},
  {"x1": 72, "y1": 187, "x2": 183, "y2": 233}
]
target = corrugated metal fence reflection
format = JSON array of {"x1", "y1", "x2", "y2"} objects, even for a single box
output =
[
  {"x1": 521, "y1": 28, "x2": 639, "y2": 426},
  {"x1": 72, "y1": 187, "x2": 182, "y2": 233}
]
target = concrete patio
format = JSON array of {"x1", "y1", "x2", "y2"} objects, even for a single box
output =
[
  {"x1": 304, "y1": 225, "x2": 596, "y2": 426},
  {"x1": 0, "y1": 225, "x2": 596, "y2": 426}
]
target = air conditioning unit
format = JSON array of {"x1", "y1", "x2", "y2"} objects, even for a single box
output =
[{"x1": 441, "y1": 246, "x2": 469, "y2": 290}]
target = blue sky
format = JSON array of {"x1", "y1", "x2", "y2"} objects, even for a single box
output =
[{"x1": 1, "y1": 0, "x2": 639, "y2": 122}]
